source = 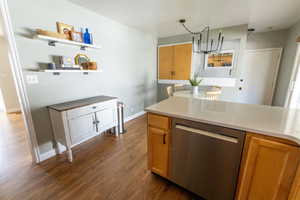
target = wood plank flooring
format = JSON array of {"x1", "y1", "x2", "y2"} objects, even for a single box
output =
[{"x1": 0, "y1": 114, "x2": 197, "y2": 200}]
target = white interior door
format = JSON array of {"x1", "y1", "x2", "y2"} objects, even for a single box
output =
[
  {"x1": 238, "y1": 48, "x2": 282, "y2": 105},
  {"x1": 285, "y1": 44, "x2": 300, "y2": 108}
]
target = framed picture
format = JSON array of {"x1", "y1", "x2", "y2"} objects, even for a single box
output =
[
  {"x1": 71, "y1": 31, "x2": 83, "y2": 43},
  {"x1": 56, "y1": 22, "x2": 74, "y2": 40},
  {"x1": 205, "y1": 50, "x2": 235, "y2": 69}
]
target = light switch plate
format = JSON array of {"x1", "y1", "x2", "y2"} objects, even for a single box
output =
[{"x1": 26, "y1": 75, "x2": 39, "y2": 84}]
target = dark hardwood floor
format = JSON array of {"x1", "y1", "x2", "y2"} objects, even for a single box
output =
[{"x1": 0, "y1": 114, "x2": 197, "y2": 200}]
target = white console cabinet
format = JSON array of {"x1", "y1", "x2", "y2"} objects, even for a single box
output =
[{"x1": 48, "y1": 96, "x2": 118, "y2": 162}]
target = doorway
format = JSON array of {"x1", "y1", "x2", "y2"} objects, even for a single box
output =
[
  {"x1": 0, "y1": 0, "x2": 39, "y2": 163},
  {"x1": 285, "y1": 43, "x2": 300, "y2": 108},
  {"x1": 238, "y1": 48, "x2": 282, "y2": 105},
  {"x1": 0, "y1": 13, "x2": 32, "y2": 171}
]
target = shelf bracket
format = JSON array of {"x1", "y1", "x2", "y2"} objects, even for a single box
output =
[{"x1": 48, "y1": 41, "x2": 56, "y2": 47}]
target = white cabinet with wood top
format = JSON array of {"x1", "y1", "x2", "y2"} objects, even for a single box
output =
[{"x1": 48, "y1": 96, "x2": 118, "y2": 162}]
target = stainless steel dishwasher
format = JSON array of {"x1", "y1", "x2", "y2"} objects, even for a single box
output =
[{"x1": 170, "y1": 118, "x2": 245, "y2": 200}]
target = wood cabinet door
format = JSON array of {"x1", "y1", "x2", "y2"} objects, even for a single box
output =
[
  {"x1": 68, "y1": 113, "x2": 97, "y2": 146},
  {"x1": 173, "y1": 43, "x2": 192, "y2": 80},
  {"x1": 236, "y1": 135, "x2": 300, "y2": 200},
  {"x1": 159, "y1": 46, "x2": 174, "y2": 80},
  {"x1": 148, "y1": 126, "x2": 169, "y2": 177},
  {"x1": 289, "y1": 166, "x2": 300, "y2": 200}
]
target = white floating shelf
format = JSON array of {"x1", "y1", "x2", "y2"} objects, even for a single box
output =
[
  {"x1": 36, "y1": 35, "x2": 101, "y2": 50},
  {"x1": 40, "y1": 69, "x2": 102, "y2": 75}
]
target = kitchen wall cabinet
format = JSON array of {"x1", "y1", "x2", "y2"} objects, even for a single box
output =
[
  {"x1": 158, "y1": 43, "x2": 192, "y2": 80},
  {"x1": 236, "y1": 134, "x2": 300, "y2": 200},
  {"x1": 48, "y1": 96, "x2": 118, "y2": 162},
  {"x1": 147, "y1": 113, "x2": 170, "y2": 178}
]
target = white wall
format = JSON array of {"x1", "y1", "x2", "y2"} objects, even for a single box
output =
[
  {"x1": 247, "y1": 30, "x2": 288, "y2": 50},
  {"x1": 8, "y1": 0, "x2": 157, "y2": 154},
  {"x1": 0, "y1": 37, "x2": 20, "y2": 113},
  {"x1": 273, "y1": 21, "x2": 300, "y2": 106}
]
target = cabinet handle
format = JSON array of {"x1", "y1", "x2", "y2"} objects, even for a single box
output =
[
  {"x1": 163, "y1": 134, "x2": 166, "y2": 144},
  {"x1": 92, "y1": 106, "x2": 97, "y2": 109}
]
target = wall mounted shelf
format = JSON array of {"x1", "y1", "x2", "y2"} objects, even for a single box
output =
[
  {"x1": 40, "y1": 69, "x2": 102, "y2": 75},
  {"x1": 36, "y1": 35, "x2": 101, "y2": 50}
]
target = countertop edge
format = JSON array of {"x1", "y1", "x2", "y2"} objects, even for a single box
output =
[{"x1": 145, "y1": 108, "x2": 300, "y2": 146}]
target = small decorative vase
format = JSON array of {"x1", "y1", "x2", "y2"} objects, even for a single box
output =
[
  {"x1": 192, "y1": 86, "x2": 199, "y2": 95},
  {"x1": 83, "y1": 28, "x2": 91, "y2": 44}
]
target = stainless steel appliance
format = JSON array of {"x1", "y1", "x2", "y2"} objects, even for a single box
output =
[{"x1": 170, "y1": 118, "x2": 245, "y2": 200}]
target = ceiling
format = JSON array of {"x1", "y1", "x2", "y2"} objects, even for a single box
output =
[{"x1": 69, "y1": 0, "x2": 300, "y2": 38}]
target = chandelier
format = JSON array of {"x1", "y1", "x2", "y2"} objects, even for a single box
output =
[{"x1": 179, "y1": 19, "x2": 224, "y2": 54}]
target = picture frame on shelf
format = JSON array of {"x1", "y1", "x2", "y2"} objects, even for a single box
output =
[
  {"x1": 56, "y1": 22, "x2": 74, "y2": 40},
  {"x1": 71, "y1": 31, "x2": 83, "y2": 43}
]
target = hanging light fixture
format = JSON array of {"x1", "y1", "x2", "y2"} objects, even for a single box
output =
[{"x1": 179, "y1": 19, "x2": 224, "y2": 54}]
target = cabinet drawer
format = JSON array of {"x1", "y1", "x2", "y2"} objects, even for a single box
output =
[
  {"x1": 148, "y1": 113, "x2": 170, "y2": 130},
  {"x1": 67, "y1": 100, "x2": 117, "y2": 119}
]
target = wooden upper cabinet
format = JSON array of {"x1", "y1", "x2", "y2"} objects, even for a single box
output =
[
  {"x1": 158, "y1": 45, "x2": 174, "y2": 80},
  {"x1": 236, "y1": 134, "x2": 300, "y2": 200},
  {"x1": 173, "y1": 44, "x2": 192, "y2": 80},
  {"x1": 158, "y1": 43, "x2": 192, "y2": 80}
]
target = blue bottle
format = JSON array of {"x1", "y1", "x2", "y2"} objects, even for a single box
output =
[{"x1": 83, "y1": 28, "x2": 91, "y2": 44}]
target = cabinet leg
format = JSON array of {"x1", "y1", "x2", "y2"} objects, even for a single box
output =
[
  {"x1": 114, "y1": 126, "x2": 119, "y2": 137},
  {"x1": 67, "y1": 148, "x2": 73, "y2": 162}
]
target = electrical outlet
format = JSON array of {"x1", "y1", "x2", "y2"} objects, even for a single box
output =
[{"x1": 26, "y1": 75, "x2": 39, "y2": 84}]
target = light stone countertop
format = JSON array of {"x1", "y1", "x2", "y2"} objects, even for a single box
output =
[{"x1": 145, "y1": 96, "x2": 300, "y2": 145}]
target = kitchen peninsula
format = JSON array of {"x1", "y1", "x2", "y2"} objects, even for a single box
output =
[{"x1": 145, "y1": 97, "x2": 300, "y2": 200}]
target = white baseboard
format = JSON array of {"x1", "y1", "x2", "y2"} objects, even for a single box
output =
[
  {"x1": 39, "y1": 149, "x2": 57, "y2": 162},
  {"x1": 39, "y1": 111, "x2": 146, "y2": 162},
  {"x1": 125, "y1": 111, "x2": 146, "y2": 123}
]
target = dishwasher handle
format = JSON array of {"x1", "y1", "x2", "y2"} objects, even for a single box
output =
[{"x1": 176, "y1": 125, "x2": 238, "y2": 144}]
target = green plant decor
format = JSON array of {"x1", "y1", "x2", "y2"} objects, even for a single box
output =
[{"x1": 189, "y1": 77, "x2": 202, "y2": 86}]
